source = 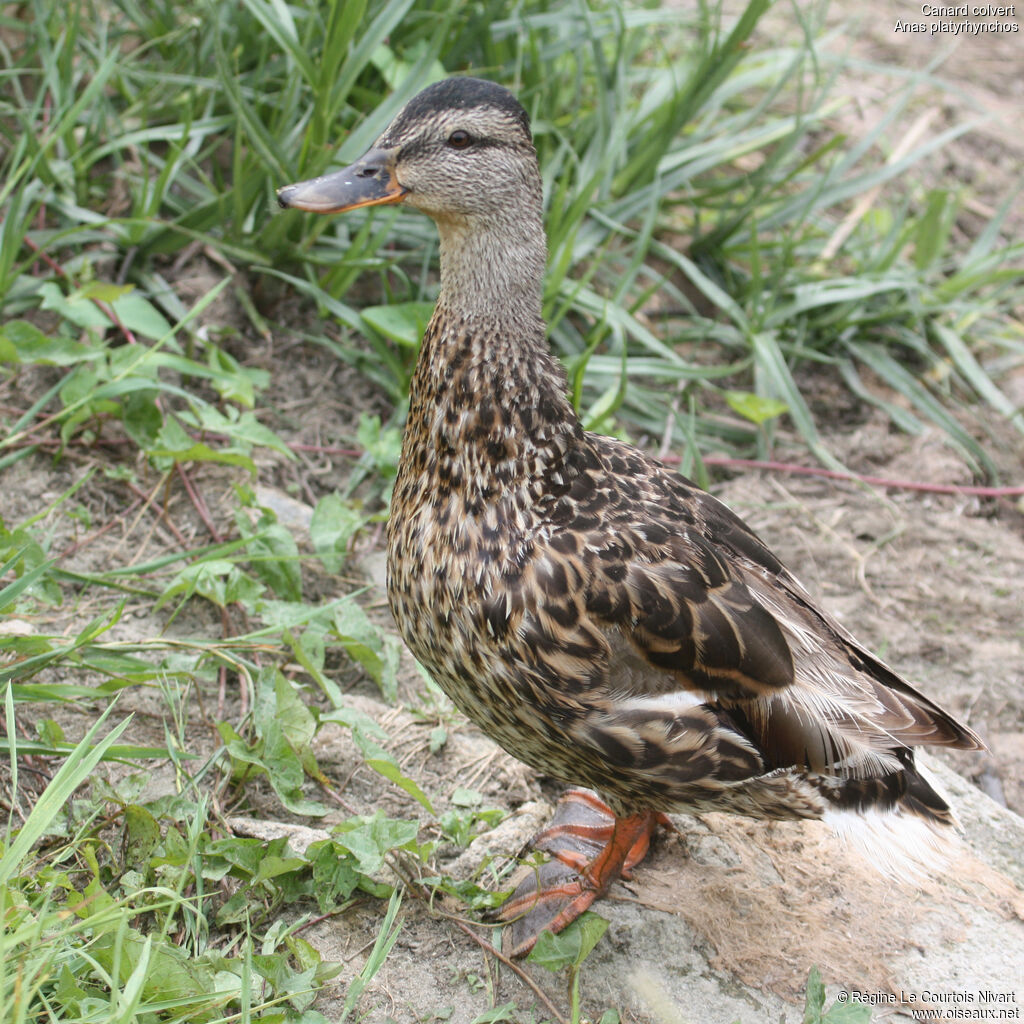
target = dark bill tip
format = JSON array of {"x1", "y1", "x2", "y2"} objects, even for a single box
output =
[{"x1": 277, "y1": 148, "x2": 407, "y2": 214}]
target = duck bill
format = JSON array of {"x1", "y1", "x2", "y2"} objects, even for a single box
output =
[{"x1": 276, "y1": 147, "x2": 407, "y2": 213}]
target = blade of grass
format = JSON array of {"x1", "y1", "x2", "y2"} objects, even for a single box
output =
[{"x1": 0, "y1": 691, "x2": 132, "y2": 885}]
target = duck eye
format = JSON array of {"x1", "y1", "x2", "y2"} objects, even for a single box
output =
[{"x1": 447, "y1": 130, "x2": 472, "y2": 149}]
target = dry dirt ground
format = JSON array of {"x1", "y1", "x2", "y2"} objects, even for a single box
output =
[{"x1": 5, "y1": 7, "x2": 1024, "y2": 1024}]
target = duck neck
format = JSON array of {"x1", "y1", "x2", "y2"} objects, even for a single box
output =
[
  {"x1": 434, "y1": 205, "x2": 547, "y2": 324},
  {"x1": 400, "y1": 210, "x2": 582, "y2": 500}
]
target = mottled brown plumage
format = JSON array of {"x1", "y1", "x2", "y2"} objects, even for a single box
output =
[{"x1": 279, "y1": 77, "x2": 983, "y2": 953}]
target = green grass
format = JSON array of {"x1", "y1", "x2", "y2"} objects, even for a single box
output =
[
  {"x1": 4, "y1": 0, "x2": 1022, "y2": 469},
  {"x1": 1, "y1": 0, "x2": 1021, "y2": 1019}
]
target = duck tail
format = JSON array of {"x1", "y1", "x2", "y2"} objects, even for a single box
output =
[{"x1": 820, "y1": 757, "x2": 961, "y2": 879}]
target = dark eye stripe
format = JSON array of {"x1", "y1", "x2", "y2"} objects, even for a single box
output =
[{"x1": 398, "y1": 135, "x2": 502, "y2": 162}]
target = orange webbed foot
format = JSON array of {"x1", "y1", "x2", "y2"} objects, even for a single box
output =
[{"x1": 497, "y1": 789, "x2": 669, "y2": 957}]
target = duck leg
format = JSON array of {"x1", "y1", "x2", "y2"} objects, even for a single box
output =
[{"x1": 498, "y1": 789, "x2": 670, "y2": 958}]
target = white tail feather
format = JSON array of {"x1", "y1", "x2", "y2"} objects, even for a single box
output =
[
  {"x1": 824, "y1": 805, "x2": 960, "y2": 882},
  {"x1": 823, "y1": 757, "x2": 964, "y2": 881}
]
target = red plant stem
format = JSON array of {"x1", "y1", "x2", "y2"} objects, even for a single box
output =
[
  {"x1": 22, "y1": 236, "x2": 139, "y2": 345},
  {"x1": 286, "y1": 439, "x2": 1023, "y2": 499},
  {"x1": 283, "y1": 440, "x2": 1023, "y2": 498},
  {"x1": 175, "y1": 462, "x2": 222, "y2": 542},
  {"x1": 286, "y1": 442, "x2": 363, "y2": 457},
  {"x1": 685, "y1": 455, "x2": 1024, "y2": 498}
]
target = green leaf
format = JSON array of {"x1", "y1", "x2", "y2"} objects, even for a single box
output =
[
  {"x1": 931, "y1": 323, "x2": 1024, "y2": 433},
  {"x1": 286, "y1": 622, "x2": 345, "y2": 707},
  {"x1": 206, "y1": 835, "x2": 276, "y2": 879},
  {"x1": 332, "y1": 599, "x2": 399, "y2": 698},
  {"x1": 428, "y1": 725, "x2": 447, "y2": 754},
  {"x1": 347, "y1": 725, "x2": 434, "y2": 814},
  {"x1": 245, "y1": 519, "x2": 303, "y2": 602},
  {"x1": 252, "y1": 855, "x2": 307, "y2": 884},
  {"x1": 190, "y1": 404, "x2": 292, "y2": 457},
  {"x1": 0, "y1": 698, "x2": 132, "y2": 886},
  {"x1": 802, "y1": 966, "x2": 871, "y2": 1023},
  {"x1": 150, "y1": 417, "x2": 257, "y2": 473},
  {"x1": 823, "y1": 1004, "x2": 874, "y2": 1024},
  {"x1": 338, "y1": 889, "x2": 403, "y2": 1021},
  {"x1": 332, "y1": 812, "x2": 420, "y2": 875},
  {"x1": 360, "y1": 302, "x2": 434, "y2": 348},
  {"x1": 109, "y1": 289, "x2": 174, "y2": 339},
  {"x1": 121, "y1": 390, "x2": 164, "y2": 449},
  {"x1": 310, "y1": 494, "x2": 364, "y2": 574},
  {"x1": 262, "y1": 669, "x2": 318, "y2": 756},
  {"x1": 77, "y1": 281, "x2": 129, "y2": 303},
  {"x1": 205, "y1": 344, "x2": 268, "y2": 408},
  {"x1": 308, "y1": 840, "x2": 362, "y2": 910},
  {"x1": 804, "y1": 966, "x2": 827, "y2": 1023},
  {"x1": 0, "y1": 546, "x2": 57, "y2": 614},
  {"x1": 365, "y1": 758, "x2": 435, "y2": 815},
  {"x1": 724, "y1": 389, "x2": 789, "y2": 425},
  {"x1": 38, "y1": 281, "x2": 110, "y2": 330},
  {"x1": 157, "y1": 559, "x2": 264, "y2": 610},
  {"x1": 526, "y1": 912, "x2": 609, "y2": 972},
  {"x1": 913, "y1": 188, "x2": 955, "y2": 271},
  {"x1": 255, "y1": 722, "x2": 324, "y2": 816},
  {"x1": 356, "y1": 414, "x2": 402, "y2": 478},
  {"x1": 321, "y1": 705, "x2": 389, "y2": 742},
  {"x1": 0, "y1": 320, "x2": 100, "y2": 366},
  {"x1": 124, "y1": 805, "x2": 162, "y2": 866}
]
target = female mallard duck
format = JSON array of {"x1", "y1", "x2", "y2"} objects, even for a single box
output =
[{"x1": 279, "y1": 77, "x2": 983, "y2": 956}]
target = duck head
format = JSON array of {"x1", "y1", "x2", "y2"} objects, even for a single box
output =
[
  {"x1": 278, "y1": 77, "x2": 547, "y2": 318},
  {"x1": 277, "y1": 77, "x2": 541, "y2": 227}
]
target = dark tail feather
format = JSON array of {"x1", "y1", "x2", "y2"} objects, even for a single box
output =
[{"x1": 816, "y1": 748, "x2": 957, "y2": 827}]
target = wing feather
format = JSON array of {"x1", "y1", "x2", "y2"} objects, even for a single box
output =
[{"x1": 526, "y1": 435, "x2": 980, "y2": 802}]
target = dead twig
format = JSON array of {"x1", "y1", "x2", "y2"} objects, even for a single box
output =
[{"x1": 388, "y1": 854, "x2": 569, "y2": 1024}]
